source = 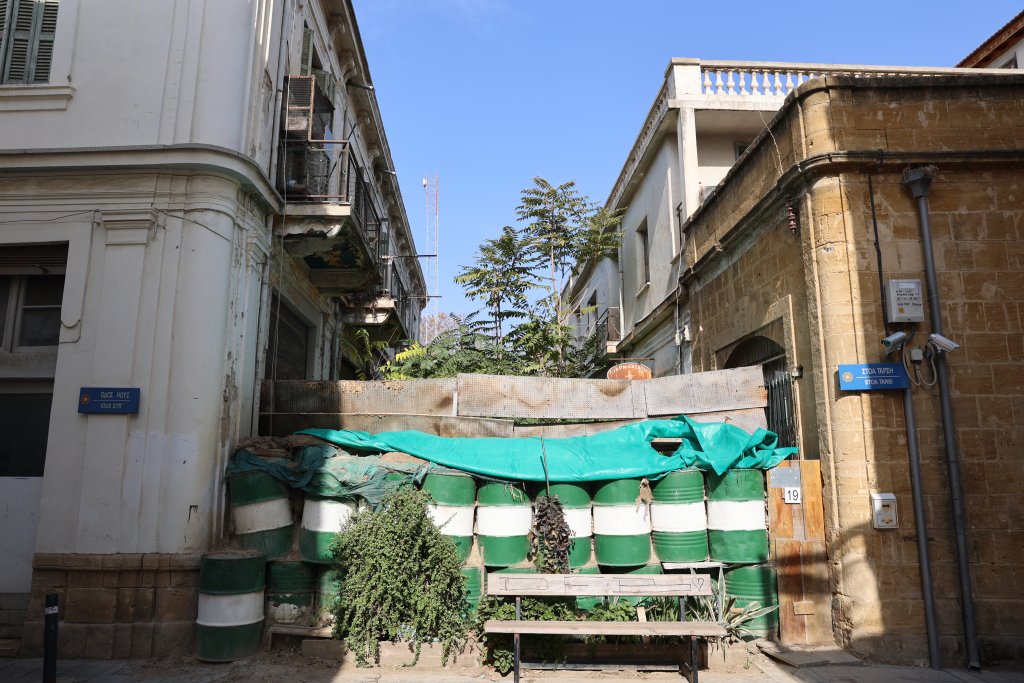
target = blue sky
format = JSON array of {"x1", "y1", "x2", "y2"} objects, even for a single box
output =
[{"x1": 352, "y1": 0, "x2": 1021, "y2": 318}]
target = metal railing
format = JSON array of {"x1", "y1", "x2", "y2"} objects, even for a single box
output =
[{"x1": 582, "y1": 306, "x2": 621, "y2": 350}]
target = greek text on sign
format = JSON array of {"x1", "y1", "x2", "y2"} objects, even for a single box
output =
[
  {"x1": 78, "y1": 387, "x2": 141, "y2": 414},
  {"x1": 838, "y1": 364, "x2": 909, "y2": 391}
]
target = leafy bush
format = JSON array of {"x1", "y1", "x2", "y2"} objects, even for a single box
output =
[{"x1": 329, "y1": 487, "x2": 469, "y2": 666}]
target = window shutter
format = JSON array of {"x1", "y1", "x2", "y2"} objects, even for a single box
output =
[
  {"x1": 2, "y1": 0, "x2": 58, "y2": 84},
  {"x1": 299, "y1": 25, "x2": 312, "y2": 76},
  {"x1": 31, "y1": 0, "x2": 57, "y2": 83},
  {"x1": 0, "y1": 1, "x2": 11, "y2": 63}
]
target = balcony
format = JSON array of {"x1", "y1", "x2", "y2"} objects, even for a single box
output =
[
  {"x1": 341, "y1": 261, "x2": 417, "y2": 342},
  {"x1": 581, "y1": 307, "x2": 622, "y2": 357},
  {"x1": 277, "y1": 75, "x2": 385, "y2": 295}
]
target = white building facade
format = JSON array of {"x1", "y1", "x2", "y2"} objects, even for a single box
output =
[{"x1": 0, "y1": 0, "x2": 423, "y2": 653}]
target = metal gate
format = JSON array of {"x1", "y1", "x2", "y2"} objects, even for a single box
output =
[{"x1": 725, "y1": 336, "x2": 796, "y2": 447}]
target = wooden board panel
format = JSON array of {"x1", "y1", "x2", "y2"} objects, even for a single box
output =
[
  {"x1": 767, "y1": 462, "x2": 797, "y2": 543},
  {"x1": 485, "y1": 573, "x2": 714, "y2": 597},
  {"x1": 643, "y1": 367, "x2": 767, "y2": 416},
  {"x1": 800, "y1": 460, "x2": 826, "y2": 541},
  {"x1": 483, "y1": 620, "x2": 727, "y2": 637},
  {"x1": 262, "y1": 379, "x2": 456, "y2": 416},
  {"x1": 775, "y1": 539, "x2": 808, "y2": 645},
  {"x1": 457, "y1": 374, "x2": 644, "y2": 419},
  {"x1": 258, "y1": 413, "x2": 514, "y2": 437}
]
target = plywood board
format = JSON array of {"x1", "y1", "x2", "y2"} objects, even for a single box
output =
[
  {"x1": 457, "y1": 374, "x2": 645, "y2": 419},
  {"x1": 258, "y1": 413, "x2": 514, "y2": 438},
  {"x1": 262, "y1": 379, "x2": 456, "y2": 416},
  {"x1": 800, "y1": 460, "x2": 826, "y2": 542},
  {"x1": 485, "y1": 573, "x2": 714, "y2": 597},
  {"x1": 643, "y1": 367, "x2": 767, "y2": 416},
  {"x1": 483, "y1": 620, "x2": 726, "y2": 637}
]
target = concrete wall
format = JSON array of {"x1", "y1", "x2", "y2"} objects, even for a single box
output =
[{"x1": 678, "y1": 74, "x2": 1024, "y2": 665}]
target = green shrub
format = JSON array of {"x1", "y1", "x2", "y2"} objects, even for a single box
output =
[{"x1": 329, "y1": 487, "x2": 468, "y2": 666}]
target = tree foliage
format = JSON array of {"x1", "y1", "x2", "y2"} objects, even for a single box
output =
[{"x1": 389, "y1": 176, "x2": 624, "y2": 379}]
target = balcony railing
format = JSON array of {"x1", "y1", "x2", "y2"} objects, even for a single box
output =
[
  {"x1": 583, "y1": 306, "x2": 621, "y2": 345},
  {"x1": 687, "y1": 59, "x2": 1008, "y2": 100}
]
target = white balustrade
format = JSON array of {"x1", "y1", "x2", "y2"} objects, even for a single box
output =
[{"x1": 690, "y1": 60, "x2": 998, "y2": 100}]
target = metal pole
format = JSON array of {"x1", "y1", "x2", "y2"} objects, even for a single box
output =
[
  {"x1": 904, "y1": 166, "x2": 981, "y2": 670},
  {"x1": 902, "y1": 388, "x2": 941, "y2": 669},
  {"x1": 513, "y1": 596, "x2": 521, "y2": 683},
  {"x1": 43, "y1": 594, "x2": 58, "y2": 683}
]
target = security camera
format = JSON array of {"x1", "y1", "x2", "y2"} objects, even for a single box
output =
[
  {"x1": 881, "y1": 331, "x2": 908, "y2": 348},
  {"x1": 928, "y1": 333, "x2": 960, "y2": 353}
]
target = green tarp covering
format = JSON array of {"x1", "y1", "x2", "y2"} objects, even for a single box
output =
[{"x1": 296, "y1": 416, "x2": 796, "y2": 481}]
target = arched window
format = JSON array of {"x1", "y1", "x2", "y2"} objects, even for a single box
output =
[{"x1": 725, "y1": 336, "x2": 796, "y2": 448}]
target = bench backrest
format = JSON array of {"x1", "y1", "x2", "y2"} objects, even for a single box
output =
[{"x1": 485, "y1": 573, "x2": 714, "y2": 597}]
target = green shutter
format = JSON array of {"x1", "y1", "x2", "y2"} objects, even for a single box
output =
[{"x1": 2, "y1": 0, "x2": 58, "y2": 84}]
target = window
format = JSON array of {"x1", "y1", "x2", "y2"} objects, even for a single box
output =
[
  {"x1": 637, "y1": 219, "x2": 650, "y2": 288},
  {"x1": 734, "y1": 142, "x2": 749, "y2": 160},
  {"x1": 0, "y1": 0, "x2": 59, "y2": 85},
  {"x1": 264, "y1": 294, "x2": 310, "y2": 381},
  {"x1": 0, "y1": 274, "x2": 65, "y2": 351},
  {"x1": 0, "y1": 390, "x2": 53, "y2": 476},
  {"x1": 998, "y1": 55, "x2": 1018, "y2": 69}
]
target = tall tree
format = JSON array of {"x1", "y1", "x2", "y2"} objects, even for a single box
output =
[{"x1": 454, "y1": 226, "x2": 534, "y2": 345}]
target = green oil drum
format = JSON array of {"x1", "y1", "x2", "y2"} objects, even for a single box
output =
[
  {"x1": 424, "y1": 472, "x2": 477, "y2": 563},
  {"x1": 423, "y1": 471, "x2": 477, "y2": 504},
  {"x1": 265, "y1": 561, "x2": 317, "y2": 625},
  {"x1": 461, "y1": 566, "x2": 483, "y2": 613},
  {"x1": 227, "y1": 471, "x2": 293, "y2": 560},
  {"x1": 196, "y1": 550, "x2": 265, "y2": 662},
  {"x1": 651, "y1": 470, "x2": 709, "y2": 563},
  {"x1": 528, "y1": 482, "x2": 592, "y2": 568},
  {"x1": 476, "y1": 483, "x2": 531, "y2": 567},
  {"x1": 724, "y1": 564, "x2": 779, "y2": 636},
  {"x1": 706, "y1": 470, "x2": 768, "y2": 563},
  {"x1": 299, "y1": 497, "x2": 358, "y2": 564},
  {"x1": 315, "y1": 567, "x2": 343, "y2": 624},
  {"x1": 592, "y1": 479, "x2": 650, "y2": 566}
]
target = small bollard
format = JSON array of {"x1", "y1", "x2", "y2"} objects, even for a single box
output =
[{"x1": 43, "y1": 594, "x2": 58, "y2": 683}]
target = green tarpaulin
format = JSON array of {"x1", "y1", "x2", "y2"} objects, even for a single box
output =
[{"x1": 296, "y1": 415, "x2": 796, "y2": 481}]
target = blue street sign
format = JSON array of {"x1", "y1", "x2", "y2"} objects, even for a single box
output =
[
  {"x1": 838, "y1": 364, "x2": 909, "y2": 391},
  {"x1": 78, "y1": 387, "x2": 141, "y2": 414}
]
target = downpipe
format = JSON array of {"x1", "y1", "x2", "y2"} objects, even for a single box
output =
[{"x1": 903, "y1": 166, "x2": 981, "y2": 670}]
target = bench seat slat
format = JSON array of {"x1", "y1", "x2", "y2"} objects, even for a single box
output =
[{"x1": 483, "y1": 620, "x2": 727, "y2": 637}]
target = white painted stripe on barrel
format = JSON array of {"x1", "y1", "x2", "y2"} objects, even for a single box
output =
[
  {"x1": 650, "y1": 502, "x2": 708, "y2": 533},
  {"x1": 197, "y1": 591, "x2": 265, "y2": 627},
  {"x1": 563, "y1": 507, "x2": 593, "y2": 538},
  {"x1": 475, "y1": 505, "x2": 532, "y2": 536},
  {"x1": 232, "y1": 498, "x2": 292, "y2": 534},
  {"x1": 301, "y1": 499, "x2": 358, "y2": 533},
  {"x1": 706, "y1": 500, "x2": 766, "y2": 531},
  {"x1": 427, "y1": 504, "x2": 475, "y2": 536},
  {"x1": 592, "y1": 504, "x2": 651, "y2": 535}
]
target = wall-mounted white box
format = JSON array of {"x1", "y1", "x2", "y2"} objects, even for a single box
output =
[
  {"x1": 886, "y1": 279, "x2": 925, "y2": 323},
  {"x1": 871, "y1": 493, "x2": 898, "y2": 529}
]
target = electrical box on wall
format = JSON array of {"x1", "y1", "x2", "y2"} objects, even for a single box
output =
[
  {"x1": 871, "y1": 493, "x2": 898, "y2": 529},
  {"x1": 886, "y1": 279, "x2": 925, "y2": 323}
]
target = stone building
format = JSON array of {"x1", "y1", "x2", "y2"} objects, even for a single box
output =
[
  {"x1": 573, "y1": 58, "x2": 1024, "y2": 664},
  {"x1": 0, "y1": 0, "x2": 424, "y2": 657}
]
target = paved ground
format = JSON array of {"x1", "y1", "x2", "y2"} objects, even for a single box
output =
[{"x1": 2, "y1": 650, "x2": 1023, "y2": 683}]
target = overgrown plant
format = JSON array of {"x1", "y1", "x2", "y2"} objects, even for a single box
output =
[
  {"x1": 475, "y1": 596, "x2": 577, "y2": 674},
  {"x1": 329, "y1": 487, "x2": 468, "y2": 666},
  {"x1": 530, "y1": 495, "x2": 571, "y2": 573}
]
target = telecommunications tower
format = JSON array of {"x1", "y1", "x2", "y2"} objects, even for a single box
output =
[{"x1": 422, "y1": 174, "x2": 439, "y2": 319}]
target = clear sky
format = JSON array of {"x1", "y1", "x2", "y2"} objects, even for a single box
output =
[{"x1": 352, "y1": 0, "x2": 1021, "y2": 319}]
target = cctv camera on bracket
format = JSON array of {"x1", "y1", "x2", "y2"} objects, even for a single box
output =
[
  {"x1": 881, "y1": 331, "x2": 907, "y2": 349},
  {"x1": 928, "y1": 333, "x2": 960, "y2": 353}
]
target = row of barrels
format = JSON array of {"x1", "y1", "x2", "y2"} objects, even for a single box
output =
[
  {"x1": 197, "y1": 550, "x2": 341, "y2": 662},
  {"x1": 423, "y1": 469, "x2": 769, "y2": 567}
]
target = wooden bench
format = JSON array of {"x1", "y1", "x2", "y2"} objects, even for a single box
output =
[{"x1": 483, "y1": 572, "x2": 726, "y2": 683}]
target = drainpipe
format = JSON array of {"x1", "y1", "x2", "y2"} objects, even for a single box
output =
[
  {"x1": 870, "y1": 166, "x2": 941, "y2": 670},
  {"x1": 903, "y1": 166, "x2": 981, "y2": 671}
]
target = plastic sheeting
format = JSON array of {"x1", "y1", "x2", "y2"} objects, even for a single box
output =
[{"x1": 296, "y1": 416, "x2": 797, "y2": 481}]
